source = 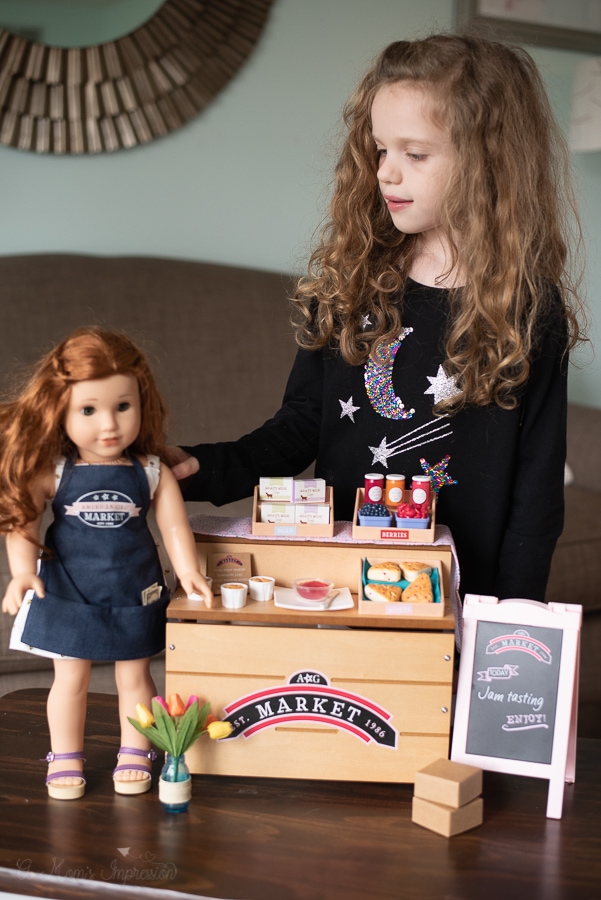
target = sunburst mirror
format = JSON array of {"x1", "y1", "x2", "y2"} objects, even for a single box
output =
[{"x1": 0, "y1": 0, "x2": 274, "y2": 154}]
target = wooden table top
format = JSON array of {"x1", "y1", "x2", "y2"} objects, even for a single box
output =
[{"x1": 0, "y1": 689, "x2": 599, "y2": 900}]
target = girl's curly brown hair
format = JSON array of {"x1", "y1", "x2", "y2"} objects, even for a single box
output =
[
  {"x1": 0, "y1": 326, "x2": 168, "y2": 539},
  {"x1": 294, "y1": 33, "x2": 586, "y2": 411}
]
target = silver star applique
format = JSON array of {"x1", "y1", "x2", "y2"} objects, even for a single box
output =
[
  {"x1": 361, "y1": 315, "x2": 372, "y2": 330},
  {"x1": 339, "y1": 396, "x2": 360, "y2": 423},
  {"x1": 424, "y1": 365, "x2": 461, "y2": 405},
  {"x1": 369, "y1": 437, "x2": 393, "y2": 467}
]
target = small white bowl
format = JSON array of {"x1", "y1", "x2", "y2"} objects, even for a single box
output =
[
  {"x1": 220, "y1": 582, "x2": 248, "y2": 609},
  {"x1": 248, "y1": 576, "x2": 275, "y2": 602}
]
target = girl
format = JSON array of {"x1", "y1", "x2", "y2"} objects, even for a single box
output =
[
  {"x1": 0, "y1": 327, "x2": 212, "y2": 799},
  {"x1": 172, "y1": 35, "x2": 586, "y2": 607}
]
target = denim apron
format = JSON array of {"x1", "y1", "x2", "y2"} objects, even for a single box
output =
[{"x1": 22, "y1": 455, "x2": 169, "y2": 660}]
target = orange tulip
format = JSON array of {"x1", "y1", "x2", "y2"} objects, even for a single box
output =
[{"x1": 167, "y1": 693, "x2": 186, "y2": 717}]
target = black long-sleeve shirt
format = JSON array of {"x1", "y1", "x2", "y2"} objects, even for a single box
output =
[{"x1": 182, "y1": 279, "x2": 567, "y2": 601}]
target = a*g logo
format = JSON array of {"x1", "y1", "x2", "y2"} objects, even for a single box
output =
[{"x1": 65, "y1": 491, "x2": 141, "y2": 528}]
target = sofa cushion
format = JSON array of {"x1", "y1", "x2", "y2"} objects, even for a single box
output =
[
  {"x1": 0, "y1": 254, "x2": 298, "y2": 446},
  {"x1": 547, "y1": 487, "x2": 600, "y2": 612}
]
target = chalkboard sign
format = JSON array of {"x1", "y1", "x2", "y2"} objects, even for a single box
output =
[{"x1": 451, "y1": 595, "x2": 581, "y2": 819}]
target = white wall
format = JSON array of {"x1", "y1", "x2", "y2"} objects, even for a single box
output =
[{"x1": 0, "y1": 0, "x2": 598, "y2": 405}]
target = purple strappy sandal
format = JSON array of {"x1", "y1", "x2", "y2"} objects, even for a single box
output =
[
  {"x1": 44, "y1": 750, "x2": 86, "y2": 800},
  {"x1": 113, "y1": 746, "x2": 157, "y2": 795}
]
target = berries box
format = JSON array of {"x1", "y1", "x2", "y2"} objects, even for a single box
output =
[{"x1": 352, "y1": 488, "x2": 436, "y2": 543}]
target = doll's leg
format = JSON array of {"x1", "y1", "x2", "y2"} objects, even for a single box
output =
[
  {"x1": 113, "y1": 657, "x2": 156, "y2": 787},
  {"x1": 46, "y1": 658, "x2": 91, "y2": 786}
]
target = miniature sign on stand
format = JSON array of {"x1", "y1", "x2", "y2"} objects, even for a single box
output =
[{"x1": 451, "y1": 595, "x2": 581, "y2": 819}]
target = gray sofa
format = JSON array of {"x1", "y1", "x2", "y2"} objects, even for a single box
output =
[{"x1": 0, "y1": 254, "x2": 599, "y2": 737}]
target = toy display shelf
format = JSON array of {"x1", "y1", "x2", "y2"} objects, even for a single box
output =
[{"x1": 165, "y1": 516, "x2": 457, "y2": 785}]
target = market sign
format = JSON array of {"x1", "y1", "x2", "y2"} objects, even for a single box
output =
[
  {"x1": 221, "y1": 670, "x2": 398, "y2": 748},
  {"x1": 451, "y1": 595, "x2": 581, "y2": 819}
]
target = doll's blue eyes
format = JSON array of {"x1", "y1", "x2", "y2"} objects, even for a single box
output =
[
  {"x1": 118, "y1": 402, "x2": 131, "y2": 412},
  {"x1": 81, "y1": 406, "x2": 95, "y2": 416}
]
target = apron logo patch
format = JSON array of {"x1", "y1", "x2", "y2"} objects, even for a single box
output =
[{"x1": 65, "y1": 491, "x2": 141, "y2": 528}]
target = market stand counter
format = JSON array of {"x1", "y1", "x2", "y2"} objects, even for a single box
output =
[{"x1": 166, "y1": 516, "x2": 459, "y2": 785}]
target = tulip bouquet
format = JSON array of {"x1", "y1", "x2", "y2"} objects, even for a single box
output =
[{"x1": 128, "y1": 693, "x2": 233, "y2": 757}]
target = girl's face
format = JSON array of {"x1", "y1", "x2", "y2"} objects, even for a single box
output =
[
  {"x1": 64, "y1": 374, "x2": 141, "y2": 463},
  {"x1": 372, "y1": 82, "x2": 455, "y2": 248}
]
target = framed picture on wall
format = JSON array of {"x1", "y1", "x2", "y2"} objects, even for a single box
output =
[{"x1": 456, "y1": 0, "x2": 601, "y2": 53}]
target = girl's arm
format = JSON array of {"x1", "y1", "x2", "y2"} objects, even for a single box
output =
[
  {"x1": 2, "y1": 470, "x2": 53, "y2": 615},
  {"x1": 152, "y1": 462, "x2": 213, "y2": 605}
]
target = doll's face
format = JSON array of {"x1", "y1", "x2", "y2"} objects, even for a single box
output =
[{"x1": 64, "y1": 374, "x2": 141, "y2": 463}]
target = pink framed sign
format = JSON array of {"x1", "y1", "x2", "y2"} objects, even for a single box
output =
[{"x1": 451, "y1": 595, "x2": 581, "y2": 819}]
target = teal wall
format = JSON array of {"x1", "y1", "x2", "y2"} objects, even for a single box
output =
[{"x1": 0, "y1": 0, "x2": 598, "y2": 406}]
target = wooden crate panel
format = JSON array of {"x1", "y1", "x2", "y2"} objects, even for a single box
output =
[
  {"x1": 166, "y1": 622, "x2": 455, "y2": 683},
  {"x1": 193, "y1": 732, "x2": 451, "y2": 784},
  {"x1": 164, "y1": 675, "x2": 449, "y2": 784},
  {"x1": 166, "y1": 673, "x2": 453, "y2": 736}
]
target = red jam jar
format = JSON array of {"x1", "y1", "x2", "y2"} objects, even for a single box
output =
[
  {"x1": 411, "y1": 475, "x2": 431, "y2": 508},
  {"x1": 364, "y1": 473, "x2": 384, "y2": 503}
]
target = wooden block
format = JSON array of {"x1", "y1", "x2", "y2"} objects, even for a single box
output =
[
  {"x1": 411, "y1": 795, "x2": 483, "y2": 837},
  {"x1": 414, "y1": 758, "x2": 482, "y2": 808}
]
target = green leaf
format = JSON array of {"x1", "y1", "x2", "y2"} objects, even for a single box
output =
[
  {"x1": 127, "y1": 717, "x2": 172, "y2": 754},
  {"x1": 173, "y1": 704, "x2": 201, "y2": 755},
  {"x1": 152, "y1": 697, "x2": 169, "y2": 718}
]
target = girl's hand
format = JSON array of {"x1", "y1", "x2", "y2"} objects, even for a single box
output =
[
  {"x1": 180, "y1": 572, "x2": 214, "y2": 607},
  {"x1": 1, "y1": 574, "x2": 45, "y2": 615},
  {"x1": 167, "y1": 447, "x2": 200, "y2": 481}
]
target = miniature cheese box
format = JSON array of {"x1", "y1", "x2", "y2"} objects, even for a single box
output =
[
  {"x1": 292, "y1": 478, "x2": 327, "y2": 503},
  {"x1": 259, "y1": 503, "x2": 296, "y2": 524},
  {"x1": 295, "y1": 504, "x2": 330, "y2": 525},
  {"x1": 259, "y1": 477, "x2": 294, "y2": 502}
]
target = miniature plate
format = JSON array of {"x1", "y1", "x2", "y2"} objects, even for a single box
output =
[{"x1": 274, "y1": 586, "x2": 354, "y2": 611}]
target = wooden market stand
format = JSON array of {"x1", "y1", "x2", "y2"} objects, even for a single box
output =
[{"x1": 165, "y1": 516, "x2": 457, "y2": 785}]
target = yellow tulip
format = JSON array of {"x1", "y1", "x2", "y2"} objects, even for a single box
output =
[
  {"x1": 206, "y1": 720, "x2": 233, "y2": 740},
  {"x1": 135, "y1": 702, "x2": 155, "y2": 728}
]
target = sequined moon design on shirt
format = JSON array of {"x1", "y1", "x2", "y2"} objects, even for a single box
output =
[{"x1": 364, "y1": 329, "x2": 415, "y2": 420}]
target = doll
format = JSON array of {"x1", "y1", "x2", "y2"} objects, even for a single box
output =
[{"x1": 0, "y1": 326, "x2": 212, "y2": 799}]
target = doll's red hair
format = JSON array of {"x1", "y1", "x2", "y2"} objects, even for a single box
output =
[{"x1": 0, "y1": 327, "x2": 168, "y2": 538}]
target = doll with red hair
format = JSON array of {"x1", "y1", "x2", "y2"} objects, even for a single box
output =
[{"x1": 0, "y1": 326, "x2": 212, "y2": 799}]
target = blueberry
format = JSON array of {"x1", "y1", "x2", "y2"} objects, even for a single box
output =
[{"x1": 359, "y1": 503, "x2": 389, "y2": 517}]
